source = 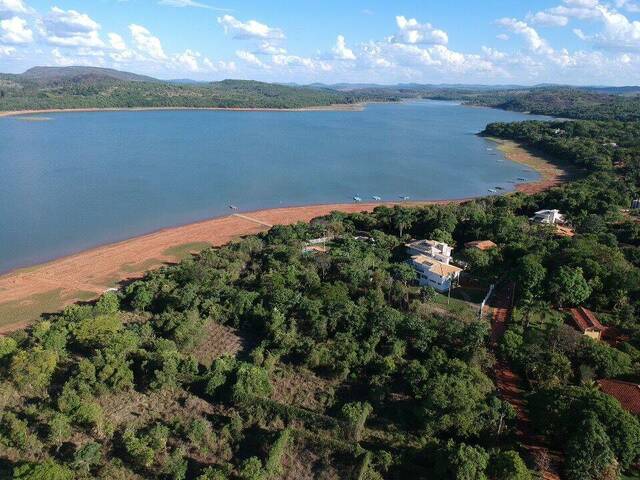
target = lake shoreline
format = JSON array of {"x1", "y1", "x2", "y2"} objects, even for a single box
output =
[
  {"x1": 0, "y1": 139, "x2": 564, "y2": 334},
  {"x1": 0, "y1": 123, "x2": 566, "y2": 334},
  {"x1": 0, "y1": 103, "x2": 366, "y2": 117}
]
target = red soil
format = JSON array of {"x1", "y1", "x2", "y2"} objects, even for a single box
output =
[{"x1": 488, "y1": 285, "x2": 563, "y2": 480}]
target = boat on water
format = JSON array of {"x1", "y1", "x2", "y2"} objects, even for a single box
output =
[
  {"x1": 353, "y1": 196, "x2": 362, "y2": 202},
  {"x1": 399, "y1": 195, "x2": 410, "y2": 200},
  {"x1": 495, "y1": 186, "x2": 504, "y2": 190},
  {"x1": 517, "y1": 177, "x2": 527, "y2": 181},
  {"x1": 372, "y1": 195, "x2": 382, "y2": 201},
  {"x1": 228, "y1": 205, "x2": 239, "y2": 210},
  {"x1": 488, "y1": 189, "x2": 497, "y2": 193}
]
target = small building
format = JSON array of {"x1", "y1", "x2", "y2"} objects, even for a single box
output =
[
  {"x1": 569, "y1": 306, "x2": 606, "y2": 340},
  {"x1": 598, "y1": 379, "x2": 640, "y2": 415},
  {"x1": 409, "y1": 254, "x2": 462, "y2": 293},
  {"x1": 632, "y1": 199, "x2": 640, "y2": 210},
  {"x1": 406, "y1": 239, "x2": 453, "y2": 264},
  {"x1": 464, "y1": 240, "x2": 497, "y2": 251},
  {"x1": 531, "y1": 209, "x2": 566, "y2": 225}
]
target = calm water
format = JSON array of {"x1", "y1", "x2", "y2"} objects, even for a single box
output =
[{"x1": 0, "y1": 101, "x2": 547, "y2": 273}]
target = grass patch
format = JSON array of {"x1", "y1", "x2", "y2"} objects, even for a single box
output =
[
  {"x1": 163, "y1": 241, "x2": 212, "y2": 260},
  {"x1": 0, "y1": 289, "x2": 64, "y2": 327},
  {"x1": 0, "y1": 289, "x2": 98, "y2": 329},
  {"x1": 431, "y1": 291, "x2": 478, "y2": 321},
  {"x1": 120, "y1": 257, "x2": 164, "y2": 273}
]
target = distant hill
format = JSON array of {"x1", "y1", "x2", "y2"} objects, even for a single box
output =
[
  {"x1": 0, "y1": 66, "x2": 388, "y2": 112},
  {"x1": 21, "y1": 66, "x2": 160, "y2": 84}
]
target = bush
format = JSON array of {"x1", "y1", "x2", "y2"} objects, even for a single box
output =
[{"x1": 13, "y1": 459, "x2": 74, "y2": 480}]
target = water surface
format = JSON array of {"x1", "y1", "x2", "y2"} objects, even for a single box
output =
[{"x1": 0, "y1": 101, "x2": 547, "y2": 273}]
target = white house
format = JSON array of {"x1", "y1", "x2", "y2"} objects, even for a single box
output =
[
  {"x1": 531, "y1": 209, "x2": 565, "y2": 225},
  {"x1": 409, "y1": 254, "x2": 462, "y2": 292},
  {"x1": 406, "y1": 239, "x2": 453, "y2": 264}
]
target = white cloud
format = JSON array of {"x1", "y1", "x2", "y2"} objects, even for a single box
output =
[
  {"x1": 40, "y1": 7, "x2": 104, "y2": 48},
  {"x1": 0, "y1": 15, "x2": 31, "y2": 43},
  {"x1": 236, "y1": 49, "x2": 268, "y2": 68},
  {"x1": 254, "y1": 41, "x2": 286, "y2": 55},
  {"x1": 0, "y1": 44, "x2": 15, "y2": 55},
  {"x1": 481, "y1": 46, "x2": 507, "y2": 61},
  {"x1": 590, "y1": 5, "x2": 640, "y2": 50},
  {"x1": 0, "y1": 0, "x2": 29, "y2": 16},
  {"x1": 497, "y1": 33, "x2": 510, "y2": 41},
  {"x1": 175, "y1": 48, "x2": 200, "y2": 71},
  {"x1": 272, "y1": 54, "x2": 332, "y2": 71},
  {"x1": 108, "y1": 32, "x2": 126, "y2": 51},
  {"x1": 332, "y1": 35, "x2": 356, "y2": 60},
  {"x1": 527, "y1": 11, "x2": 569, "y2": 27},
  {"x1": 218, "y1": 15, "x2": 284, "y2": 40},
  {"x1": 129, "y1": 24, "x2": 167, "y2": 60},
  {"x1": 51, "y1": 46, "x2": 104, "y2": 66},
  {"x1": 158, "y1": 0, "x2": 225, "y2": 9},
  {"x1": 616, "y1": 0, "x2": 640, "y2": 12},
  {"x1": 392, "y1": 16, "x2": 448, "y2": 45},
  {"x1": 203, "y1": 57, "x2": 236, "y2": 72},
  {"x1": 496, "y1": 18, "x2": 554, "y2": 54}
]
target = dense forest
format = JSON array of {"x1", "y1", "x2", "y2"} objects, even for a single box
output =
[{"x1": 3, "y1": 70, "x2": 640, "y2": 478}]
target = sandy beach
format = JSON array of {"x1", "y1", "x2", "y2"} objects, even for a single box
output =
[
  {"x1": 0, "y1": 140, "x2": 566, "y2": 333},
  {"x1": 0, "y1": 104, "x2": 365, "y2": 118}
]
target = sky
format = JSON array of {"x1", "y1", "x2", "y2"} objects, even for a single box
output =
[{"x1": 0, "y1": 0, "x2": 640, "y2": 85}]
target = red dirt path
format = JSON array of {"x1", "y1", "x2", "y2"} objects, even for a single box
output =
[{"x1": 488, "y1": 285, "x2": 563, "y2": 480}]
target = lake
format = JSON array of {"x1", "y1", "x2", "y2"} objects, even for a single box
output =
[{"x1": 0, "y1": 101, "x2": 547, "y2": 273}]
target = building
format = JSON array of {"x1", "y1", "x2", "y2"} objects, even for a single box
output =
[
  {"x1": 406, "y1": 239, "x2": 453, "y2": 264},
  {"x1": 531, "y1": 209, "x2": 566, "y2": 225},
  {"x1": 409, "y1": 254, "x2": 462, "y2": 293},
  {"x1": 632, "y1": 199, "x2": 640, "y2": 210},
  {"x1": 598, "y1": 379, "x2": 640, "y2": 415},
  {"x1": 569, "y1": 306, "x2": 606, "y2": 340},
  {"x1": 464, "y1": 240, "x2": 497, "y2": 251}
]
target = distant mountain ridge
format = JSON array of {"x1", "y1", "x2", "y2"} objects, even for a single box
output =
[
  {"x1": 1, "y1": 65, "x2": 639, "y2": 118},
  {"x1": 21, "y1": 66, "x2": 160, "y2": 83}
]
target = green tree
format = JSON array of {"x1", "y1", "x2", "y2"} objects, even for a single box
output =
[
  {"x1": 565, "y1": 415, "x2": 619, "y2": 480},
  {"x1": 9, "y1": 347, "x2": 58, "y2": 393},
  {"x1": 94, "y1": 291, "x2": 120, "y2": 315},
  {"x1": 512, "y1": 255, "x2": 546, "y2": 305},
  {"x1": 549, "y1": 266, "x2": 591, "y2": 307},
  {"x1": 13, "y1": 460, "x2": 74, "y2": 480},
  {"x1": 488, "y1": 450, "x2": 532, "y2": 480}
]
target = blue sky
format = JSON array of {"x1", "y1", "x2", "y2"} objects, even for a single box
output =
[{"x1": 0, "y1": 0, "x2": 639, "y2": 84}]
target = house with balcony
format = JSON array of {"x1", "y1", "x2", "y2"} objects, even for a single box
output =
[
  {"x1": 406, "y1": 240, "x2": 462, "y2": 292},
  {"x1": 409, "y1": 255, "x2": 462, "y2": 292}
]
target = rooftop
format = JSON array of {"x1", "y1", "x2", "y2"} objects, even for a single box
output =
[
  {"x1": 554, "y1": 225, "x2": 575, "y2": 237},
  {"x1": 406, "y1": 239, "x2": 450, "y2": 252},
  {"x1": 464, "y1": 240, "x2": 497, "y2": 251},
  {"x1": 598, "y1": 379, "x2": 640, "y2": 415},
  {"x1": 570, "y1": 307, "x2": 606, "y2": 333},
  {"x1": 411, "y1": 255, "x2": 462, "y2": 277}
]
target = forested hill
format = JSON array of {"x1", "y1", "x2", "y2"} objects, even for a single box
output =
[
  {"x1": 340, "y1": 85, "x2": 640, "y2": 121},
  {"x1": 462, "y1": 88, "x2": 640, "y2": 121},
  {"x1": 0, "y1": 67, "x2": 393, "y2": 111}
]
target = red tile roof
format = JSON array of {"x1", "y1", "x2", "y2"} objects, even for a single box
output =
[
  {"x1": 570, "y1": 307, "x2": 606, "y2": 333},
  {"x1": 598, "y1": 379, "x2": 640, "y2": 414},
  {"x1": 464, "y1": 240, "x2": 497, "y2": 251}
]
